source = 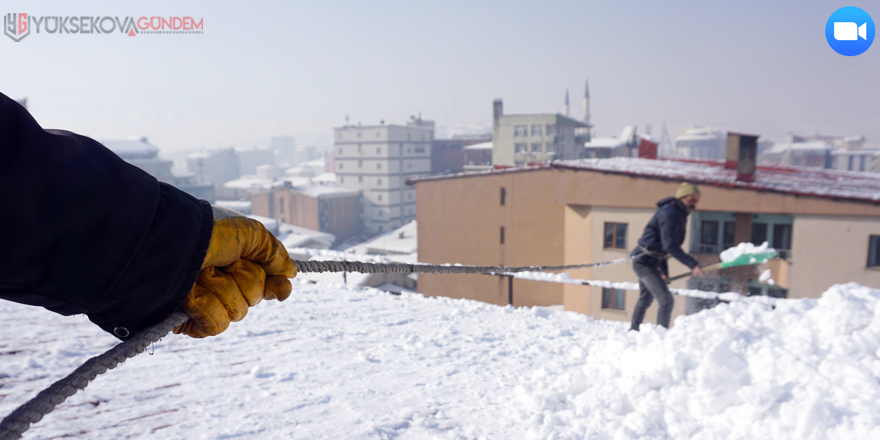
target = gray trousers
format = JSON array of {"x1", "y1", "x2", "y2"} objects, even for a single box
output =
[{"x1": 630, "y1": 260, "x2": 674, "y2": 330}]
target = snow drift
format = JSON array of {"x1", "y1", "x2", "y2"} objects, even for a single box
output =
[{"x1": 1, "y1": 281, "x2": 879, "y2": 439}]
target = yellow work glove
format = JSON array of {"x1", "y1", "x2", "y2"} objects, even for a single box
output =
[{"x1": 174, "y1": 207, "x2": 297, "y2": 338}]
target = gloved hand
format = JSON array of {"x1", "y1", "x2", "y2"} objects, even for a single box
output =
[{"x1": 174, "y1": 207, "x2": 297, "y2": 338}]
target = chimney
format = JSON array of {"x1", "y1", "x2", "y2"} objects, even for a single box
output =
[
  {"x1": 726, "y1": 132, "x2": 758, "y2": 182},
  {"x1": 492, "y1": 99, "x2": 503, "y2": 154},
  {"x1": 638, "y1": 138, "x2": 658, "y2": 159}
]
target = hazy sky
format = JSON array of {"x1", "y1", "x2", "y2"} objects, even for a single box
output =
[{"x1": 4, "y1": 1, "x2": 879, "y2": 154}]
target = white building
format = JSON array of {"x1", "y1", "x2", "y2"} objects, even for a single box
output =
[
  {"x1": 491, "y1": 98, "x2": 590, "y2": 166},
  {"x1": 334, "y1": 122, "x2": 433, "y2": 234},
  {"x1": 674, "y1": 126, "x2": 727, "y2": 160},
  {"x1": 101, "y1": 137, "x2": 174, "y2": 182}
]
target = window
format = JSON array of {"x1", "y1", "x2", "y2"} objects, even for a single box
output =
[
  {"x1": 377, "y1": 179, "x2": 382, "y2": 185},
  {"x1": 358, "y1": 159, "x2": 363, "y2": 168},
  {"x1": 357, "y1": 132, "x2": 362, "y2": 139},
  {"x1": 514, "y1": 125, "x2": 528, "y2": 137},
  {"x1": 378, "y1": 195, "x2": 382, "y2": 201},
  {"x1": 700, "y1": 220, "x2": 719, "y2": 253},
  {"x1": 358, "y1": 144, "x2": 362, "y2": 153},
  {"x1": 604, "y1": 223, "x2": 627, "y2": 249},
  {"x1": 515, "y1": 143, "x2": 528, "y2": 153},
  {"x1": 722, "y1": 221, "x2": 736, "y2": 250},
  {"x1": 772, "y1": 224, "x2": 793, "y2": 259},
  {"x1": 407, "y1": 133, "x2": 412, "y2": 140},
  {"x1": 339, "y1": 176, "x2": 344, "y2": 183},
  {"x1": 377, "y1": 163, "x2": 381, "y2": 170},
  {"x1": 407, "y1": 162, "x2": 412, "y2": 169},
  {"x1": 546, "y1": 125, "x2": 557, "y2": 135},
  {"x1": 531, "y1": 124, "x2": 542, "y2": 136},
  {"x1": 338, "y1": 148, "x2": 343, "y2": 155},
  {"x1": 338, "y1": 163, "x2": 343, "y2": 169},
  {"x1": 500, "y1": 187, "x2": 506, "y2": 206},
  {"x1": 358, "y1": 176, "x2": 363, "y2": 183},
  {"x1": 751, "y1": 222, "x2": 768, "y2": 245},
  {"x1": 500, "y1": 226, "x2": 505, "y2": 244},
  {"x1": 868, "y1": 235, "x2": 880, "y2": 267},
  {"x1": 531, "y1": 143, "x2": 541, "y2": 152},
  {"x1": 601, "y1": 288, "x2": 626, "y2": 310},
  {"x1": 377, "y1": 147, "x2": 381, "y2": 154},
  {"x1": 376, "y1": 132, "x2": 380, "y2": 139},
  {"x1": 414, "y1": 146, "x2": 425, "y2": 153}
]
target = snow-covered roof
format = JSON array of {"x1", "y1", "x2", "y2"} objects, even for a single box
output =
[
  {"x1": 584, "y1": 137, "x2": 625, "y2": 149},
  {"x1": 223, "y1": 176, "x2": 278, "y2": 190},
  {"x1": 100, "y1": 137, "x2": 159, "y2": 159},
  {"x1": 409, "y1": 157, "x2": 880, "y2": 204},
  {"x1": 355, "y1": 220, "x2": 418, "y2": 256},
  {"x1": 4, "y1": 281, "x2": 880, "y2": 438},
  {"x1": 248, "y1": 214, "x2": 335, "y2": 248},
  {"x1": 296, "y1": 183, "x2": 359, "y2": 198},
  {"x1": 463, "y1": 141, "x2": 493, "y2": 150},
  {"x1": 768, "y1": 141, "x2": 829, "y2": 153}
]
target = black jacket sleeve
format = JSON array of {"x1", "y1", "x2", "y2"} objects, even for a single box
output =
[
  {"x1": 657, "y1": 204, "x2": 699, "y2": 271},
  {"x1": 0, "y1": 92, "x2": 213, "y2": 340}
]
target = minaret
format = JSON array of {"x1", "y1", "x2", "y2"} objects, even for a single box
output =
[
  {"x1": 564, "y1": 89, "x2": 570, "y2": 117},
  {"x1": 582, "y1": 79, "x2": 590, "y2": 124}
]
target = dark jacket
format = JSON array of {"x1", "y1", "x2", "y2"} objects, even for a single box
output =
[
  {"x1": 631, "y1": 196, "x2": 699, "y2": 276},
  {"x1": 0, "y1": 92, "x2": 213, "y2": 340}
]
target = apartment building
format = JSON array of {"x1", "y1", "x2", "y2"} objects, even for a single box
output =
[
  {"x1": 334, "y1": 122, "x2": 433, "y2": 234},
  {"x1": 491, "y1": 99, "x2": 590, "y2": 166},
  {"x1": 412, "y1": 136, "x2": 880, "y2": 327}
]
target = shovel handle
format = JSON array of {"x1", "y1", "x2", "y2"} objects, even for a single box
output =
[{"x1": 668, "y1": 261, "x2": 724, "y2": 282}]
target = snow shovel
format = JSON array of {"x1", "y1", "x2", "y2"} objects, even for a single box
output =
[{"x1": 667, "y1": 250, "x2": 778, "y2": 282}]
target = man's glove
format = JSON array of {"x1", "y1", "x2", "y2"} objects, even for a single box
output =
[{"x1": 174, "y1": 207, "x2": 297, "y2": 338}]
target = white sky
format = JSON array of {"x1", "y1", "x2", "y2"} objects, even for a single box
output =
[{"x1": 4, "y1": 1, "x2": 879, "y2": 152}]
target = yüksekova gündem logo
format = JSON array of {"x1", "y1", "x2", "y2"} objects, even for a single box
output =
[{"x1": 4, "y1": 13, "x2": 203, "y2": 42}]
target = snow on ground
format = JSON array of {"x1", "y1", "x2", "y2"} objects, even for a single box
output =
[{"x1": 2, "y1": 281, "x2": 880, "y2": 439}]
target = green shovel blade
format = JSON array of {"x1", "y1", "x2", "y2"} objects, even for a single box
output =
[{"x1": 719, "y1": 250, "x2": 779, "y2": 269}]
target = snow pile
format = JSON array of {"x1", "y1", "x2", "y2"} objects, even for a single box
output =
[
  {"x1": 720, "y1": 241, "x2": 776, "y2": 263},
  {"x1": 1, "y1": 282, "x2": 880, "y2": 439}
]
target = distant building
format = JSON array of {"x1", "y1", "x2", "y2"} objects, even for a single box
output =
[
  {"x1": 491, "y1": 98, "x2": 590, "y2": 166},
  {"x1": 761, "y1": 134, "x2": 874, "y2": 171},
  {"x1": 334, "y1": 121, "x2": 433, "y2": 234},
  {"x1": 186, "y1": 147, "x2": 240, "y2": 186},
  {"x1": 674, "y1": 126, "x2": 727, "y2": 160},
  {"x1": 270, "y1": 136, "x2": 296, "y2": 164},
  {"x1": 830, "y1": 150, "x2": 879, "y2": 173},
  {"x1": 103, "y1": 136, "x2": 214, "y2": 201},
  {"x1": 251, "y1": 182, "x2": 361, "y2": 243},
  {"x1": 432, "y1": 134, "x2": 492, "y2": 174},
  {"x1": 463, "y1": 141, "x2": 493, "y2": 172},
  {"x1": 236, "y1": 146, "x2": 275, "y2": 176}
]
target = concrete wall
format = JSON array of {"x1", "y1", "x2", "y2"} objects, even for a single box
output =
[
  {"x1": 789, "y1": 216, "x2": 880, "y2": 297},
  {"x1": 417, "y1": 168, "x2": 565, "y2": 307}
]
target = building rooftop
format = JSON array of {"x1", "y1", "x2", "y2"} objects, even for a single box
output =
[
  {"x1": 295, "y1": 182, "x2": 359, "y2": 198},
  {"x1": 409, "y1": 157, "x2": 880, "y2": 205},
  {"x1": 463, "y1": 141, "x2": 493, "y2": 151},
  {"x1": 584, "y1": 137, "x2": 626, "y2": 149}
]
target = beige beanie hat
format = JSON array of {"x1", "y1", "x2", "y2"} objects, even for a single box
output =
[{"x1": 676, "y1": 182, "x2": 701, "y2": 199}]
